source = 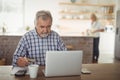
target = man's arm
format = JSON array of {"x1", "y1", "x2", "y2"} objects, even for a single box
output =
[
  {"x1": 12, "y1": 36, "x2": 29, "y2": 67},
  {"x1": 57, "y1": 36, "x2": 67, "y2": 51}
]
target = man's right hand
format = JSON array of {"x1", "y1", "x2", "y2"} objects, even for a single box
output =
[{"x1": 16, "y1": 57, "x2": 29, "y2": 67}]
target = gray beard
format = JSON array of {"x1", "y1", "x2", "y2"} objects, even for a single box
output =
[{"x1": 40, "y1": 34, "x2": 49, "y2": 38}]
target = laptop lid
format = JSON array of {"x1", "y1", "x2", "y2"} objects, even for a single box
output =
[{"x1": 44, "y1": 51, "x2": 83, "y2": 77}]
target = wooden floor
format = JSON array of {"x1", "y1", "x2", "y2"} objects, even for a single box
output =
[{"x1": 97, "y1": 53, "x2": 120, "y2": 63}]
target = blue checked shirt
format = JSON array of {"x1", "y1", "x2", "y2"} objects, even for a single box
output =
[{"x1": 12, "y1": 29, "x2": 67, "y2": 66}]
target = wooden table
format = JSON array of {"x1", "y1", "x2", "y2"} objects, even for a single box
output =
[{"x1": 0, "y1": 63, "x2": 120, "y2": 80}]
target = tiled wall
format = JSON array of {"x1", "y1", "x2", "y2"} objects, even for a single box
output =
[{"x1": 0, "y1": 36, "x2": 93, "y2": 65}]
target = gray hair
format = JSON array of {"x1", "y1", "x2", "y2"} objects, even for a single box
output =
[{"x1": 34, "y1": 10, "x2": 52, "y2": 24}]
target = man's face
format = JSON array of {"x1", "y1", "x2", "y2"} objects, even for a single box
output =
[{"x1": 35, "y1": 18, "x2": 52, "y2": 37}]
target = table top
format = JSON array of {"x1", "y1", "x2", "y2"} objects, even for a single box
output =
[{"x1": 0, "y1": 63, "x2": 120, "y2": 80}]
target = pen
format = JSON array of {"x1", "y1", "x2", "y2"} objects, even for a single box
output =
[{"x1": 27, "y1": 58, "x2": 35, "y2": 62}]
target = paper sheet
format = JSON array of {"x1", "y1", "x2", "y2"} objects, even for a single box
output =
[{"x1": 11, "y1": 66, "x2": 29, "y2": 75}]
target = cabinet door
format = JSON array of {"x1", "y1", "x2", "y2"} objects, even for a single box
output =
[{"x1": 115, "y1": 10, "x2": 120, "y2": 59}]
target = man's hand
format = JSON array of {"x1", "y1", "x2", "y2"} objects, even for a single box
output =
[{"x1": 17, "y1": 57, "x2": 29, "y2": 67}]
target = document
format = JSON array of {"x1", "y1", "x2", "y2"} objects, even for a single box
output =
[{"x1": 11, "y1": 66, "x2": 29, "y2": 75}]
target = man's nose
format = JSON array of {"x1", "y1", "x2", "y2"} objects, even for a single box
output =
[{"x1": 43, "y1": 28, "x2": 48, "y2": 33}]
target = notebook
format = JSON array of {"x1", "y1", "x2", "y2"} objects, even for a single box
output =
[{"x1": 43, "y1": 50, "x2": 83, "y2": 77}]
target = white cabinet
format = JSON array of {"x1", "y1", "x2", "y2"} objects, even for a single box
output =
[{"x1": 99, "y1": 32, "x2": 115, "y2": 54}]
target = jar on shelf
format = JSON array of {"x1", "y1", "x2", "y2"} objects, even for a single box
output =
[{"x1": 70, "y1": 0, "x2": 76, "y2": 3}]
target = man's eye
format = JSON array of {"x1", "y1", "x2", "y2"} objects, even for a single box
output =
[
  {"x1": 40, "y1": 26, "x2": 44, "y2": 28},
  {"x1": 47, "y1": 26, "x2": 51, "y2": 28}
]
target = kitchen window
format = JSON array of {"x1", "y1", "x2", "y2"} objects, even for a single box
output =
[{"x1": 0, "y1": 0, "x2": 24, "y2": 35}]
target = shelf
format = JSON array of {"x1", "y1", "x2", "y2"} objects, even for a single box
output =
[
  {"x1": 59, "y1": 2, "x2": 115, "y2": 7},
  {"x1": 58, "y1": 1, "x2": 115, "y2": 27},
  {"x1": 59, "y1": 11, "x2": 114, "y2": 15},
  {"x1": 59, "y1": 18, "x2": 114, "y2": 21},
  {"x1": 59, "y1": 18, "x2": 89, "y2": 20},
  {"x1": 59, "y1": 11, "x2": 89, "y2": 14}
]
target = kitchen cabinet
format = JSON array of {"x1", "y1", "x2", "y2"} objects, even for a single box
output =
[
  {"x1": 0, "y1": 36, "x2": 93, "y2": 65},
  {"x1": 99, "y1": 32, "x2": 115, "y2": 54}
]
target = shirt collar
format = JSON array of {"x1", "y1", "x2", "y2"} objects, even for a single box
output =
[{"x1": 33, "y1": 28, "x2": 39, "y2": 36}]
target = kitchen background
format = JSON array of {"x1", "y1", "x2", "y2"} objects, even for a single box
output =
[
  {"x1": 0, "y1": 0, "x2": 115, "y2": 35},
  {"x1": 0, "y1": 0, "x2": 118, "y2": 62}
]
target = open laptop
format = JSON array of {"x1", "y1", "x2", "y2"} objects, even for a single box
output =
[{"x1": 43, "y1": 50, "x2": 83, "y2": 77}]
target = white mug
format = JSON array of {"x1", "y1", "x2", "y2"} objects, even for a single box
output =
[{"x1": 28, "y1": 64, "x2": 39, "y2": 78}]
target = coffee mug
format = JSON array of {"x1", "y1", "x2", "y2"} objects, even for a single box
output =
[{"x1": 28, "y1": 64, "x2": 39, "y2": 78}]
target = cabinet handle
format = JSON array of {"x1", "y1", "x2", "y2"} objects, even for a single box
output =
[{"x1": 116, "y1": 27, "x2": 119, "y2": 35}]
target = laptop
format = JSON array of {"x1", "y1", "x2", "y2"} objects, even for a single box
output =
[{"x1": 43, "y1": 50, "x2": 83, "y2": 77}]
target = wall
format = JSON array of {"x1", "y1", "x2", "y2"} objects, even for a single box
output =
[
  {"x1": 114, "y1": 0, "x2": 120, "y2": 59},
  {"x1": 116, "y1": 0, "x2": 120, "y2": 10},
  {"x1": 24, "y1": 0, "x2": 59, "y2": 30}
]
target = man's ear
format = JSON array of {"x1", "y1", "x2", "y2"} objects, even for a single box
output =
[{"x1": 34, "y1": 20, "x2": 36, "y2": 25}]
